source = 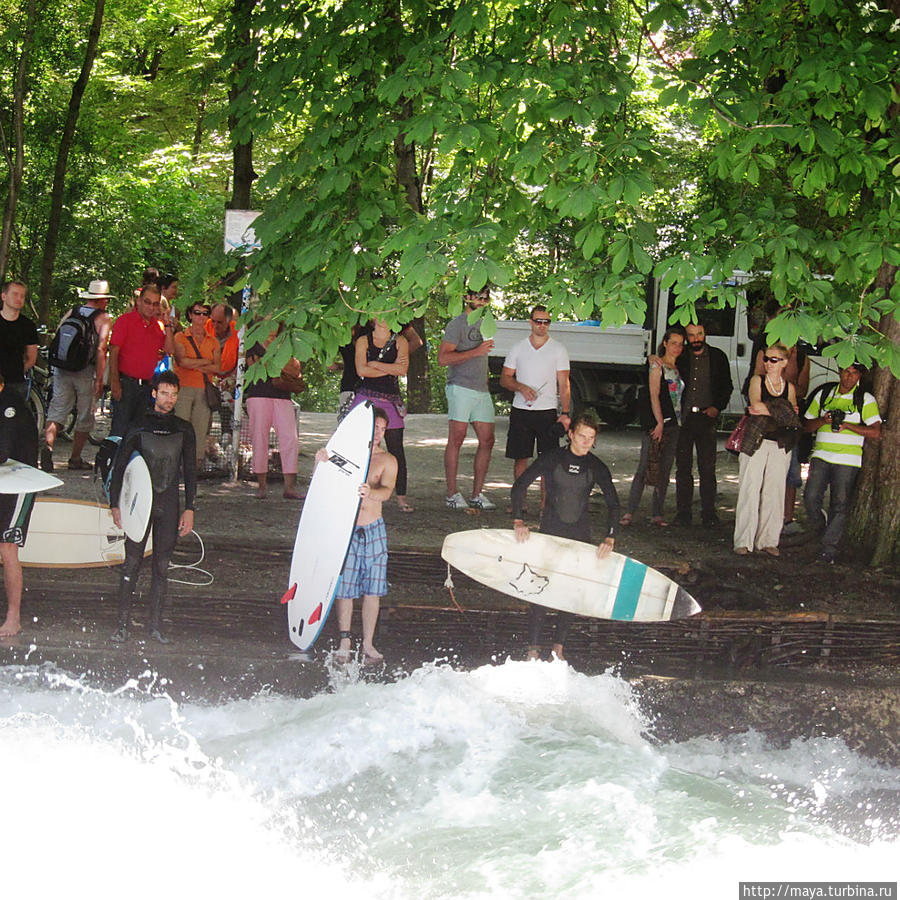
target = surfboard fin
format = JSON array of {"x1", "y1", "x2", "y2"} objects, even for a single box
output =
[
  {"x1": 308, "y1": 603, "x2": 323, "y2": 625},
  {"x1": 280, "y1": 584, "x2": 297, "y2": 605}
]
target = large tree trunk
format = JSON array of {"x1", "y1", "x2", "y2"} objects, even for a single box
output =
[
  {"x1": 846, "y1": 3, "x2": 899, "y2": 565},
  {"x1": 847, "y1": 264, "x2": 900, "y2": 565},
  {"x1": 0, "y1": 0, "x2": 37, "y2": 283},
  {"x1": 226, "y1": 0, "x2": 257, "y2": 210},
  {"x1": 394, "y1": 97, "x2": 431, "y2": 412},
  {"x1": 36, "y1": 0, "x2": 105, "y2": 325}
]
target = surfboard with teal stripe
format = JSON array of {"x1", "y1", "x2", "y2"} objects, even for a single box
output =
[{"x1": 442, "y1": 529, "x2": 701, "y2": 622}]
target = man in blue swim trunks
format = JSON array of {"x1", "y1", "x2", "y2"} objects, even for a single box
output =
[{"x1": 316, "y1": 406, "x2": 397, "y2": 663}]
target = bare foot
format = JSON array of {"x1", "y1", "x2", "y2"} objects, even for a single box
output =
[
  {"x1": 551, "y1": 643, "x2": 566, "y2": 661},
  {"x1": 255, "y1": 488, "x2": 267, "y2": 500},
  {"x1": 282, "y1": 491, "x2": 303, "y2": 500},
  {"x1": 0, "y1": 617, "x2": 22, "y2": 637},
  {"x1": 362, "y1": 646, "x2": 384, "y2": 664},
  {"x1": 335, "y1": 634, "x2": 352, "y2": 663}
]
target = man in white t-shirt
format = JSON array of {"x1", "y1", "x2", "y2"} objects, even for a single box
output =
[
  {"x1": 500, "y1": 306, "x2": 571, "y2": 483},
  {"x1": 803, "y1": 363, "x2": 881, "y2": 563}
]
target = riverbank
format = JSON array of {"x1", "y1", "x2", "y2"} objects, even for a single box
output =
[{"x1": 3, "y1": 412, "x2": 898, "y2": 762}]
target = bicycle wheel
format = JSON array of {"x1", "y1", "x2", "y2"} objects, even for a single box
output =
[
  {"x1": 89, "y1": 390, "x2": 112, "y2": 445},
  {"x1": 27, "y1": 387, "x2": 47, "y2": 436}
]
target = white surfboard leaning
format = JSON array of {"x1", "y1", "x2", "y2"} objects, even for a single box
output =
[
  {"x1": 118, "y1": 454, "x2": 153, "y2": 542},
  {"x1": 0, "y1": 459, "x2": 63, "y2": 494},
  {"x1": 283, "y1": 402, "x2": 374, "y2": 651},
  {"x1": 441, "y1": 529, "x2": 701, "y2": 622},
  {"x1": 20, "y1": 498, "x2": 151, "y2": 568}
]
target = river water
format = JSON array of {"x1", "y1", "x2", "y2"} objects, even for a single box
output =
[{"x1": 2, "y1": 659, "x2": 897, "y2": 897}]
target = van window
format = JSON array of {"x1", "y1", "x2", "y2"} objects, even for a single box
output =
[{"x1": 666, "y1": 288, "x2": 736, "y2": 337}]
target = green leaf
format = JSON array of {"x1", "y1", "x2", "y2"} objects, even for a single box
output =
[{"x1": 340, "y1": 253, "x2": 358, "y2": 287}]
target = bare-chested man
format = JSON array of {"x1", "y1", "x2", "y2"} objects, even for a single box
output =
[{"x1": 315, "y1": 406, "x2": 397, "y2": 663}]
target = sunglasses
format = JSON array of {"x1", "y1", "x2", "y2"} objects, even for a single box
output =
[
  {"x1": 191, "y1": 309, "x2": 210, "y2": 317},
  {"x1": 763, "y1": 355, "x2": 785, "y2": 364},
  {"x1": 532, "y1": 318, "x2": 551, "y2": 325}
]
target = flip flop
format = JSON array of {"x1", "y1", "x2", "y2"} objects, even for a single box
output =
[{"x1": 398, "y1": 503, "x2": 415, "y2": 513}]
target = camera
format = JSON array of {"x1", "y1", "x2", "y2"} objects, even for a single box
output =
[{"x1": 830, "y1": 409, "x2": 845, "y2": 432}]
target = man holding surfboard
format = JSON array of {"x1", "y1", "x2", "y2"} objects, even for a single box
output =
[
  {"x1": 108, "y1": 370, "x2": 197, "y2": 644},
  {"x1": 0, "y1": 372, "x2": 38, "y2": 637},
  {"x1": 315, "y1": 406, "x2": 397, "y2": 664},
  {"x1": 511, "y1": 412, "x2": 620, "y2": 661}
]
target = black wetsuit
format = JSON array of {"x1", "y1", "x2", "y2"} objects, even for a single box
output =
[
  {"x1": 510, "y1": 446, "x2": 620, "y2": 647},
  {"x1": 0, "y1": 386, "x2": 38, "y2": 544},
  {"x1": 108, "y1": 409, "x2": 197, "y2": 637}
]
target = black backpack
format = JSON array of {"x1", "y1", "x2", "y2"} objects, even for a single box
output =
[{"x1": 49, "y1": 306, "x2": 101, "y2": 371}]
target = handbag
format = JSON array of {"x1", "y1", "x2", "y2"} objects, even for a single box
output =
[
  {"x1": 187, "y1": 335, "x2": 221, "y2": 410},
  {"x1": 725, "y1": 415, "x2": 749, "y2": 454},
  {"x1": 271, "y1": 357, "x2": 307, "y2": 394},
  {"x1": 645, "y1": 435, "x2": 661, "y2": 487},
  {"x1": 204, "y1": 378, "x2": 222, "y2": 410}
]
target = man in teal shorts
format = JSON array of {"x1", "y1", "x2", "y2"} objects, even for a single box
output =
[{"x1": 437, "y1": 286, "x2": 497, "y2": 510}]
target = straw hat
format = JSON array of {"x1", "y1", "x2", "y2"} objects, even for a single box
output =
[{"x1": 77, "y1": 279, "x2": 115, "y2": 299}]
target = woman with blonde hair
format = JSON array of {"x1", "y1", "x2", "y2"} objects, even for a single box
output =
[{"x1": 733, "y1": 343, "x2": 801, "y2": 556}]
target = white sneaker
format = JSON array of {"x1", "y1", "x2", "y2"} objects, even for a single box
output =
[
  {"x1": 446, "y1": 492, "x2": 470, "y2": 509},
  {"x1": 469, "y1": 492, "x2": 496, "y2": 510}
]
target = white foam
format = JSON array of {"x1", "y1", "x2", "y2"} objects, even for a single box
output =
[{"x1": 1, "y1": 661, "x2": 897, "y2": 898}]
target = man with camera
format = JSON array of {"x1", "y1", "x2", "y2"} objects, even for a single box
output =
[{"x1": 803, "y1": 363, "x2": 881, "y2": 563}]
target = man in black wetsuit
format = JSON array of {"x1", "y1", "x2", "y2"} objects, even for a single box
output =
[
  {"x1": 510, "y1": 412, "x2": 620, "y2": 662},
  {"x1": 0, "y1": 372, "x2": 38, "y2": 637},
  {"x1": 108, "y1": 370, "x2": 197, "y2": 644}
]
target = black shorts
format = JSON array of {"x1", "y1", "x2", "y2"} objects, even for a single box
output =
[
  {"x1": 506, "y1": 407, "x2": 560, "y2": 460},
  {"x1": 0, "y1": 492, "x2": 35, "y2": 547}
]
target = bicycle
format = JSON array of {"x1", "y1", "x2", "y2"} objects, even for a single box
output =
[{"x1": 29, "y1": 346, "x2": 110, "y2": 446}]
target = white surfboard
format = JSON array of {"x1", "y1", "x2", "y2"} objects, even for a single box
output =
[
  {"x1": 441, "y1": 529, "x2": 701, "y2": 622},
  {"x1": 282, "y1": 402, "x2": 374, "y2": 651},
  {"x1": 119, "y1": 454, "x2": 153, "y2": 542},
  {"x1": 0, "y1": 460, "x2": 63, "y2": 494},
  {"x1": 19, "y1": 498, "x2": 152, "y2": 568}
]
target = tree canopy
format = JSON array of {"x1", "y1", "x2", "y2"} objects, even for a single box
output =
[{"x1": 2, "y1": 0, "x2": 898, "y2": 560}]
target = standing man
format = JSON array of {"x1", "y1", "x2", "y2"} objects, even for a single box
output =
[
  {"x1": 108, "y1": 371, "x2": 197, "y2": 644},
  {"x1": 803, "y1": 363, "x2": 881, "y2": 564},
  {"x1": 674, "y1": 321, "x2": 733, "y2": 526},
  {"x1": 500, "y1": 305, "x2": 571, "y2": 483},
  {"x1": 206, "y1": 302, "x2": 240, "y2": 441},
  {"x1": 42, "y1": 279, "x2": 113, "y2": 472},
  {"x1": 511, "y1": 412, "x2": 620, "y2": 661},
  {"x1": 316, "y1": 406, "x2": 397, "y2": 664},
  {"x1": 0, "y1": 279, "x2": 39, "y2": 402},
  {"x1": 438, "y1": 285, "x2": 497, "y2": 510},
  {"x1": 108, "y1": 282, "x2": 175, "y2": 437},
  {"x1": 0, "y1": 372, "x2": 38, "y2": 637}
]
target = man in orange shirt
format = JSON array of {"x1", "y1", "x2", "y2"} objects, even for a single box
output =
[{"x1": 206, "y1": 303, "x2": 240, "y2": 436}]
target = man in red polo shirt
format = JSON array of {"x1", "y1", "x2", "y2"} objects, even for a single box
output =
[{"x1": 108, "y1": 283, "x2": 175, "y2": 436}]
